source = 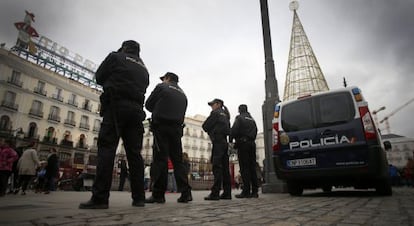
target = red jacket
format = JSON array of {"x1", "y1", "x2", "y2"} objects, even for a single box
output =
[{"x1": 0, "y1": 146, "x2": 18, "y2": 171}]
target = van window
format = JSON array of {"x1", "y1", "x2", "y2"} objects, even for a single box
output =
[
  {"x1": 281, "y1": 99, "x2": 313, "y2": 132},
  {"x1": 281, "y1": 92, "x2": 355, "y2": 132},
  {"x1": 317, "y1": 93, "x2": 355, "y2": 126}
]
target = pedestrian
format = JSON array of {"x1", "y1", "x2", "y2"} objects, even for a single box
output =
[
  {"x1": 144, "y1": 164, "x2": 150, "y2": 191},
  {"x1": 230, "y1": 104, "x2": 259, "y2": 198},
  {"x1": 144, "y1": 72, "x2": 192, "y2": 203},
  {"x1": 79, "y1": 40, "x2": 149, "y2": 209},
  {"x1": 44, "y1": 148, "x2": 59, "y2": 194},
  {"x1": 17, "y1": 141, "x2": 40, "y2": 195},
  {"x1": 34, "y1": 161, "x2": 47, "y2": 193},
  {"x1": 0, "y1": 138, "x2": 18, "y2": 197},
  {"x1": 167, "y1": 158, "x2": 177, "y2": 192},
  {"x1": 9, "y1": 144, "x2": 24, "y2": 194},
  {"x1": 202, "y1": 98, "x2": 232, "y2": 200},
  {"x1": 118, "y1": 158, "x2": 129, "y2": 191}
]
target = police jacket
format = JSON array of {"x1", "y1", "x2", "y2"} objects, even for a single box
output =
[
  {"x1": 145, "y1": 81, "x2": 187, "y2": 125},
  {"x1": 202, "y1": 108, "x2": 231, "y2": 141},
  {"x1": 95, "y1": 51, "x2": 149, "y2": 106},
  {"x1": 231, "y1": 112, "x2": 257, "y2": 142}
]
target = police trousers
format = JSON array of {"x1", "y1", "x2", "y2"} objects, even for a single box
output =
[
  {"x1": 151, "y1": 123, "x2": 191, "y2": 197},
  {"x1": 92, "y1": 101, "x2": 145, "y2": 203},
  {"x1": 237, "y1": 140, "x2": 258, "y2": 195},
  {"x1": 211, "y1": 138, "x2": 231, "y2": 195}
]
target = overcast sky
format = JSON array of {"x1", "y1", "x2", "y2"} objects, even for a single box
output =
[{"x1": 1, "y1": 0, "x2": 413, "y2": 138}]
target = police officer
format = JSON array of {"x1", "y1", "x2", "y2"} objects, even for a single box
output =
[
  {"x1": 202, "y1": 98, "x2": 232, "y2": 200},
  {"x1": 145, "y1": 72, "x2": 192, "y2": 203},
  {"x1": 79, "y1": 40, "x2": 149, "y2": 209},
  {"x1": 230, "y1": 104, "x2": 258, "y2": 198}
]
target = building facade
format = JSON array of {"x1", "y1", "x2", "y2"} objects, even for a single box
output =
[
  {"x1": 0, "y1": 46, "x2": 101, "y2": 176},
  {"x1": 382, "y1": 134, "x2": 414, "y2": 169}
]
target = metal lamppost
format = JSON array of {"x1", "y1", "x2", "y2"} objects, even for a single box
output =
[
  {"x1": 372, "y1": 106, "x2": 386, "y2": 126},
  {"x1": 259, "y1": 0, "x2": 287, "y2": 193}
]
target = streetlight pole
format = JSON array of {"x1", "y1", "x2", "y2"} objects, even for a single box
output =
[
  {"x1": 372, "y1": 106, "x2": 386, "y2": 128},
  {"x1": 259, "y1": 0, "x2": 286, "y2": 193}
]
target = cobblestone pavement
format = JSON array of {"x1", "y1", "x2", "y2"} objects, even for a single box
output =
[{"x1": 0, "y1": 187, "x2": 413, "y2": 226}]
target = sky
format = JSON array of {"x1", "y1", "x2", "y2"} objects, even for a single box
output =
[{"x1": 1, "y1": 0, "x2": 414, "y2": 138}]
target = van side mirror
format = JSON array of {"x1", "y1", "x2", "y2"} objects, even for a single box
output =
[{"x1": 383, "y1": 141, "x2": 392, "y2": 150}]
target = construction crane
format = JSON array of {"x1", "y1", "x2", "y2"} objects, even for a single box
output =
[{"x1": 379, "y1": 97, "x2": 414, "y2": 134}]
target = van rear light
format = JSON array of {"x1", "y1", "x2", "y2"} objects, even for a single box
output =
[
  {"x1": 358, "y1": 106, "x2": 377, "y2": 140},
  {"x1": 272, "y1": 122, "x2": 280, "y2": 151}
]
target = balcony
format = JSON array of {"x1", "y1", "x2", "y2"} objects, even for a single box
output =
[
  {"x1": 33, "y1": 87, "x2": 47, "y2": 96},
  {"x1": 60, "y1": 139, "x2": 73, "y2": 147},
  {"x1": 79, "y1": 123, "x2": 90, "y2": 130},
  {"x1": 47, "y1": 114, "x2": 61, "y2": 123},
  {"x1": 1, "y1": 100, "x2": 19, "y2": 111},
  {"x1": 67, "y1": 99, "x2": 79, "y2": 107},
  {"x1": 51, "y1": 94, "x2": 63, "y2": 102},
  {"x1": 7, "y1": 77, "x2": 23, "y2": 87},
  {"x1": 29, "y1": 109, "x2": 44, "y2": 118},
  {"x1": 64, "y1": 119, "x2": 76, "y2": 127}
]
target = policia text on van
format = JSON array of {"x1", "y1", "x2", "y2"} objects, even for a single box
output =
[{"x1": 272, "y1": 86, "x2": 392, "y2": 196}]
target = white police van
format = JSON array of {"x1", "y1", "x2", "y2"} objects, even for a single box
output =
[{"x1": 272, "y1": 86, "x2": 392, "y2": 196}]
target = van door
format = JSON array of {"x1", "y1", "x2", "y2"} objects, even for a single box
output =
[
  {"x1": 279, "y1": 97, "x2": 319, "y2": 169},
  {"x1": 313, "y1": 92, "x2": 368, "y2": 168}
]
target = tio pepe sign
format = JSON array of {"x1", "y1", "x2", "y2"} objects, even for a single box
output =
[{"x1": 38, "y1": 36, "x2": 97, "y2": 72}]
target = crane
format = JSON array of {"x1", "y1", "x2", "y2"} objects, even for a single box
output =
[{"x1": 379, "y1": 97, "x2": 414, "y2": 134}]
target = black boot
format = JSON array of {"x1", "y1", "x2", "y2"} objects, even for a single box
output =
[
  {"x1": 219, "y1": 193, "x2": 232, "y2": 200},
  {"x1": 79, "y1": 199, "x2": 108, "y2": 209},
  {"x1": 235, "y1": 192, "x2": 250, "y2": 198},
  {"x1": 177, "y1": 190, "x2": 192, "y2": 203},
  {"x1": 204, "y1": 193, "x2": 220, "y2": 201},
  {"x1": 145, "y1": 195, "x2": 166, "y2": 204}
]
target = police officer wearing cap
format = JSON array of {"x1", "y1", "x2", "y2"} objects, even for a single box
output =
[
  {"x1": 230, "y1": 104, "x2": 259, "y2": 198},
  {"x1": 79, "y1": 40, "x2": 149, "y2": 209},
  {"x1": 202, "y1": 98, "x2": 232, "y2": 200},
  {"x1": 144, "y1": 72, "x2": 192, "y2": 203}
]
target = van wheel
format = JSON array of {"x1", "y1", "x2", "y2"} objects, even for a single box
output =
[
  {"x1": 322, "y1": 186, "x2": 332, "y2": 193},
  {"x1": 375, "y1": 179, "x2": 392, "y2": 196},
  {"x1": 287, "y1": 182, "x2": 303, "y2": 196}
]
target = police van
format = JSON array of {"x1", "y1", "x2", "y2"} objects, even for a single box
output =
[{"x1": 272, "y1": 86, "x2": 392, "y2": 196}]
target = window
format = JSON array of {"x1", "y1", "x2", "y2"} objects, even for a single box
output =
[
  {"x1": 52, "y1": 88, "x2": 63, "y2": 102},
  {"x1": 34, "y1": 81, "x2": 46, "y2": 96},
  {"x1": 74, "y1": 152, "x2": 85, "y2": 164},
  {"x1": 48, "y1": 106, "x2": 61, "y2": 122},
  {"x1": 8, "y1": 70, "x2": 22, "y2": 87},
  {"x1": 0, "y1": 115, "x2": 11, "y2": 130},
  {"x1": 93, "y1": 119, "x2": 101, "y2": 132},
  {"x1": 68, "y1": 93, "x2": 78, "y2": 107},
  {"x1": 80, "y1": 115, "x2": 90, "y2": 130},
  {"x1": 28, "y1": 122, "x2": 37, "y2": 138},
  {"x1": 64, "y1": 111, "x2": 76, "y2": 126},
  {"x1": 78, "y1": 134, "x2": 87, "y2": 149},
  {"x1": 2, "y1": 91, "x2": 18, "y2": 110},
  {"x1": 83, "y1": 99, "x2": 92, "y2": 111},
  {"x1": 29, "y1": 100, "x2": 43, "y2": 117},
  {"x1": 281, "y1": 99, "x2": 313, "y2": 132},
  {"x1": 317, "y1": 93, "x2": 354, "y2": 126}
]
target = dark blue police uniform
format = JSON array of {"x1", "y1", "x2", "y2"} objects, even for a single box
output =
[{"x1": 79, "y1": 40, "x2": 149, "y2": 209}]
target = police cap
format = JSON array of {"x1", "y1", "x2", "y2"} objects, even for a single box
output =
[
  {"x1": 208, "y1": 98, "x2": 224, "y2": 106},
  {"x1": 159, "y1": 72, "x2": 179, "y2": 82}
]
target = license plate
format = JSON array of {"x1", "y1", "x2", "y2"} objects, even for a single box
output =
[{"x1": 287, "y1": 158, "x2": 316, "y2": 167}]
